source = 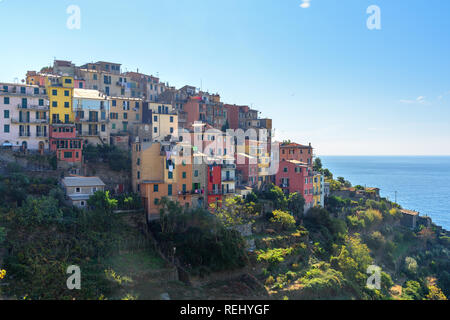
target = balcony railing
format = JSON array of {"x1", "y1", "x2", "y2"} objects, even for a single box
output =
[
  {"x1": 17, "y1": 104, "x2": 49, "y2": 111},
  {"x1": 11, "y1": 118, "x2": 49, "y2": 124}
]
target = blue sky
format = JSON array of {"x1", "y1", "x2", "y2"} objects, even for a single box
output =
[{"x1": 1, "y1": 0, "x2": 449, "y2": 155}]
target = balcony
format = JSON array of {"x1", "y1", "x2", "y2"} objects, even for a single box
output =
[
  {"x1": 17, "y1": 104, "x2": 49, "y2": 111},
  {"x1": 11, "y1": 118, "x2": 49, "y2": 124},
  {"x1": 209, "y1": 190, "x2": 221, "y2": 195},
  {"x1": 222, "y1": 189, "x2": 236, "y2": 195},
  {"x1": 76, "y1": 118, "x2": 108, "y2": 124}
]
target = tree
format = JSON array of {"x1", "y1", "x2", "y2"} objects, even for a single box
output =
[
  {"x1": 88, "y1": 191, "x2": 118, "y2": 213},
  {"x1": 323, "y1": 169, "x2": 333, "y2": 180},
  {"x1": 270, "y1": 210, "x2": 296, "y2": 231},
  {"x1": 267, "y1": 186, "x2": 288, "y2": 210},
  {"x1": 313, "y1": 158, "x2": 323, "y2": 172},
  {"x1": 287, "y1": 192, "x2": 305, "y2": 218},
  {"x1": 210, "y1": 197, "x2": 258, "y2": 227}
]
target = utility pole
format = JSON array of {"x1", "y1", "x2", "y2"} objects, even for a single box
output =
[{"x1": 395, "y1": 191, "x2": 397, "y2": 204}]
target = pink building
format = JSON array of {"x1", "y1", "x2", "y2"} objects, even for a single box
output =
[
  {"x1": 49, "y1": 124, "x2": 83, "y2": 163},
  {"x1": 276, "y1": 160, "x2": 314, "y2": 210}
]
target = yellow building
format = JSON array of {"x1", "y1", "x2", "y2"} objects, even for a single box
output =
[
  {"x1": 313, "y1": 173, "x2": 325, "y2": 207},
  {"x1": 147, "y1": 103, "x2": 178, "y2": 142},
  {"x1": 109, "y1": 96, "x2": 143, "y2": 134},
  {"x1": 46, "y1": 76, "x2": 75, "y2": 124},
  {"x1": 132, "y1": 140, "x2": 180, "y2": 220}
]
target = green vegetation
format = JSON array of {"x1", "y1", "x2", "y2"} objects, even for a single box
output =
[
  {"x1": 150, "y1": 198, "x2": 248, "y2": 277},
  {"x1": 83, "y1": 144, "x2": 131, "y2": 172}
]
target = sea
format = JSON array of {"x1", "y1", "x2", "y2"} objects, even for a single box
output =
[{"x1": 320, "y1": 156, "x2": 450, "y2": 231}]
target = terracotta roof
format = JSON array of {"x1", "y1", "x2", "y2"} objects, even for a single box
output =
[{"x1": 400, "y1": 209, "x2": 420, "y2": 216}]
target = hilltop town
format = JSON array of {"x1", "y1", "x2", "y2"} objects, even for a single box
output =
[
  {"x1": 0, "y1": 60, "x2": 325, "y2": 214},
  {"x1": 0, "y1": 60, "x2": 448, "y2": 301}
]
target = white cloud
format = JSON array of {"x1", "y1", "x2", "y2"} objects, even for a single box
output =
[
  {"x1": 300, "y1": 0, "x2": 311, "y2": 9},
  {"x1": 399, "y1": 96, "x2": 428, "y2": 105}
]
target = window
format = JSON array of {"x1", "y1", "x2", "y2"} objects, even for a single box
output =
[
  {"x1": 64, "y1": 152, "x2": 73, "y2": 159},
  {"x1": 20, "y1": 87, "x2": 26, "y2": 94},
  {"x1": 194, "y1": 170, "x2": 199, "y2": 177},
  {"x1": 154, "y1": 127, "x2": 158, "y2": 133},
  {"x1": 4, "y1": 97, "x2": 10, "y2": 105},
  {"x1": 65, "y1": 90, "x2": 70, "y2": 97},
  {"x1": 168, "y1": 184, "x2": 173, "y2": 196},
  {"x1": 182, "y1": 172, "x2": 187, "y2": 179},
  {"x1": 284, "y1": 167, "x2": 288, "y2": 173},
  {"x1": 170, "y1": 116, "x2": 174, "y2": 123},
  {"x1": 34, "y1": 88, "x2": 39, "y2": 94},
  {"x1": 4, "y1": 110, "x2": 9, "y2": 119},
  {"x1": 170, "y1": 127, "x2": 174, "y2": 134},
  {"x1": 76, "y1": 187, "x2": 81, "y2": 193},
  {"x1": 52, "y1": 101, "x2": 58, "y2": 107},
  {"x1": 123, "y1": 113, "x2": 128, "y2": 120},
  {"x1": 112, "y1": 100, "x2": 116, "y2": 107},
  {"x1": 2, "y1": 86, "x2": 8, "y2": 92},
  {"x1": 65, "y1": 78, "x2": 72, "y2": 84},
  {"x1": 153, "y1": 185, "x2": 159, "y2": 192},
  {"x1": 39, "y1": 99, "x2": 44, "y2": 106},
  {"x1": 101, "y1": 124, "x2": 106, "y2": 132},
  {"x1": 154, "y1": 116, "x2": 158, "y2": 122},
  {"x1": 93, "y1": 74, "x2": 98, "y2": 80},
  {"x1": 64, "y1": 102, "x2": 70, "y2": 108},
  {"x1": 52, "y1": 90, "x2": 57, "y2": 96},
  {"x1": 182, "y1": 184, "x2": 187, "y2": 193},
  {"x1": 137, "y1": 171, "x2": 140, "y2": 179},
  {"x1": 112, "y1": 123, "x2": 116, "y2": 130},
  {"x1": 4, "y1": 125, "x2": 10, "y2": 133},
  {"x1": 168, "y1": 172, "x2": 173, "y2": 179}
]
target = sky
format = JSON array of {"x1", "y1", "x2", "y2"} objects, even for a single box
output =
[{"x1": 0, "y1": 0, "x2": 449, "y2": 155}]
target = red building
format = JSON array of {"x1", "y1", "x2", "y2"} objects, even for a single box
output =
[
  {"x1": 184, "y1": 97, "x2": 206, "y2": 128},
  {"x1": 207, "y1": 164, "x2": 222, "y2": 206},
  {"x1": 236, "y1": 153, "x2": 258, "y2": 188},
  {"x1": 280, "y1": 143, "x2": 314, "y2": 167},
  {"x1": 276, "y1": 160, "x2": 314, "y2": 209},
  {"x1": 49, "y1": 124, "x2": 83, "y2": 163}
]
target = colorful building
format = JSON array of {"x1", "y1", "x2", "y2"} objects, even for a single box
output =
[
  {"x1": 207, "y1": 164, "x2": 222, "y2": 206},
  {"x1": 276, "y1": 160, "x2": 314, "y2": 211},
  {"x1": 46, "y1": 76, "x2": 75, "y2": 124},
  {"x1": 109, "y1": 96, "x2": 143, "y2": 135},
  {"x1": 132, "y1": 140, "x2": 181, "y2": 220},
  {"x1": 73, "y1": 89, "x2": 110, "y2": 146},
  {"x1": 145, "y1": 103, "x2": 178, "y2": 142},
  {"x1": 280, "y1": 142, "x2": 314, "y2": 167},
  {"x1": 313, "y1": 173, "x2": 325, "y2": 208},
  {"x1": 49, "y1": 124, "x2": 83, "y2": 163},
  {"x1": 0, "y1": 83, "x2": 49, "y2": 151}
]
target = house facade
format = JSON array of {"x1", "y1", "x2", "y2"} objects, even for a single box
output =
[
  {"x1": 0, "y1": 83, "x2": 49, "y2": 151},
  {"x1": 62, "y1": 176, "x2": 105, "y2": 208}
]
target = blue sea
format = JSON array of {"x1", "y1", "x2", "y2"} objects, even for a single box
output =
[{"x1": 320, "y1": 156, "x2": 450, "y2": 230}]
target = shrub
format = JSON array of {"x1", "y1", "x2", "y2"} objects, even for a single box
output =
[{"x1": 270, "y1": 210, "x2": 296, "y2": 231}]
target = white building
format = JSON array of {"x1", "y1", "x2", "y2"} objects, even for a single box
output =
[
  {"x1": 62, "y1": 176, "x2": 106, "y2": 208},
  {"x1": 0, "y1": 83, "x2": 49, "y2": 151},
  {"x1": 73, "y1": 89, "x2": 110, "y2": 146}
]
